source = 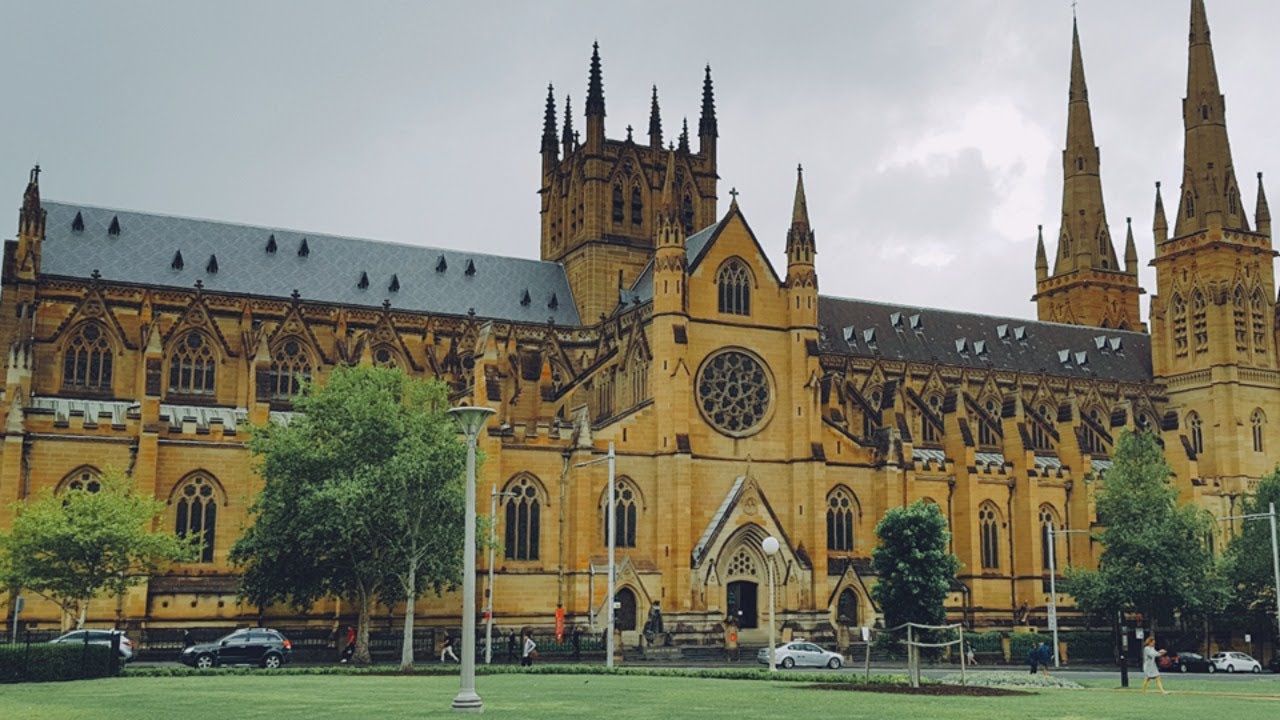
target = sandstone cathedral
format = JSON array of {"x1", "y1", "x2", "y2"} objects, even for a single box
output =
[{"x1": 1, "y1": 0, "x2": 1275, "y2": 649}]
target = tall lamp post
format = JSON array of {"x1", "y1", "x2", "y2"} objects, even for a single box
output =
[
  {"x1": 1046, "y1": 525, "x2": 1090, "y2": 667},
  {"x1": 1217, "y1": 503, "x2": 1280, "y2": 641},
  {"x1": 448, "y1": 406, "x2": 495, "y2": 714},
  {"x1": 485, "y1": 485, "x2": 519, "y2": 665},
  {"x1": 574, "y1": 442, "x2": 617, "y2": 668},
  {"x1": 762, "y1": 536, "x2": 780, "y2": 673}
]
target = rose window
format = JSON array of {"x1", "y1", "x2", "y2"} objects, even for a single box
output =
[{"x1": 696, "y1": 350, "x2": 771, "y2": 437}]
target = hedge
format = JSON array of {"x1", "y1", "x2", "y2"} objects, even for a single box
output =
[
  {"x1": 0, "y1": 643, "x2": 120, "y2": 683},
  {"x1": 1008, "y1": 632, "x2": 1045, "y2": 662},
  {"x1": 1058, "y1": 632, "x2": 1113, "y2": 661},
  {"x1": 964, "y1": 633, "x2": 1004, "y2": 654}
]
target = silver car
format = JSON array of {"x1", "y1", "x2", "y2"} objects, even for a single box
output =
[
  {"x1": 756, "y1": 640, "x2": 843, "y2": 669},
  {"x1": 49, "y1": 629, "x2": 136, "y2": 662},
  {"x1": 1211, "y1": 651, "x2": 1262, "y2": 673}
]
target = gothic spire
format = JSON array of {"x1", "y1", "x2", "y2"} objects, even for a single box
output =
[
  {"x1": 792, "y1": 164, "x2": 809, "y2": 228},
  {"x1": 585, "y1": 41, "x2": 605, "y2": 117},
  {"x1": 1035, "y1": 225, "x2": 1048, "y2": 282},
  {"x1": 678, "y1": 118, "x2": 690, "y2": 153},
  {"x1": 648, "y1": 85, "x2": 663, "y2": 148},
  {"x1": 541, "y1": 84, "x2": 558, "y2": 155},
  {"x1": 1054, "y1": 16, "x2": 1117, "y2": 275},
  {"x1": 787, "y1": 164, "x2": 816, "y2": 270},
  {"x1": 1124, "y1": 217, "x2": 1138, "y2": 275},
  {"x1": 1154, "y1": 181, "x2": 1169, "y2": 243},
  {"x1": 1175, "y1": 0, "x2": 1248, "y2": 236},
  {"x1": 561, "y1": 94, "x2": 574, "y2": 155},
  {"x1": 661, "y1": 146, "x2": 678, "y2": 218},
  {"x1": 19, "y1": 164, "x2": 44, "y2": 239},
  {"x1": 1258, "y1": 172, "x2": 1271, "y2": 236},
  {"x1": 698, "y1": 65, "x2": 718, "y2": 139}
]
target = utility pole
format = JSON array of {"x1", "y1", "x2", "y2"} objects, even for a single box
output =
[
  {"x1": 575, "y1": 442, "x2": 618, "y2": 668},
  {"x1": 1046, "y1": 525, "x2": 1089, "y2": 667},
  {"x1": 485, "y1": 485, "x2": 518, "y2": 665}
]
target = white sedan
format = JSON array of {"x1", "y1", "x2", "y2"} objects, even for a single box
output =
[
  {"x1": 757, "y1": 640, "x2": 844, "y2": 669},
  {"x1": 1211, "y1": 651, "x2": 1262, "y2": 673}
]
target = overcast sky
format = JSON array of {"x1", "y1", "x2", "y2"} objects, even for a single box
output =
[{"x1": 3, "y1": 0, "x2": 1277, "y2": 323}]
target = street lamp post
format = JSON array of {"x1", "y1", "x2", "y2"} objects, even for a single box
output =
[
  {"x1": 448, "y1": 406, "x2": 495, "y2": 714},
  {"x1": 575, "y1": 442, "x2": 618, "y2": 668},
  {"x1": 1217, "y1": 503, "x2": 1280, "y2": 642},
  {"x1": 485, "y1": 485, "x2": 519, "y2": 665},
  {"x1": 1046, "y1": 525, "x2": 1090, "y2": 667},
  {"x1": 762, "y1": 536, "x2": 780, "y2": 673}
]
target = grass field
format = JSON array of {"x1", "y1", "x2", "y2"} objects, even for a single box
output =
[{"x1": 2, "y1": 672, "x2": 1278, "y2": 720}]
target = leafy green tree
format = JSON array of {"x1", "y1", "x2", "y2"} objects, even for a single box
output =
[
  {"x1": 231, "y1": 366, "x2": 466, "y2": 667},
  {"x1": 1063, "y1": 430, "x2": 1224, "y2": 631},
  {"x1": 0, "y1": 469, "x2": 196, "y2": 628},
  {"x1": 871, "y1": 500, "x2": 960, "y2": 631},
  {"x1": 1222, "y1": 468, "x2": 1280, "y2": 642}
]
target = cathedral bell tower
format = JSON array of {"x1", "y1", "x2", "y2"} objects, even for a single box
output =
[
  {"x1": 1150, "y1": 0, "x2": 1280, "y2": 492},
  {"x1": 1033, "y1": 18, "x2": 1144, "y2": 330},
  {"x1": 539, "y1": 45, "x2": 719, "y2": 321}
]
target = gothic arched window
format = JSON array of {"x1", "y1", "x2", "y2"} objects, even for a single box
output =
[
  {"x1": 173, "y1": 473, "x2": 220, "y2": 563},
  {"x1": 268, "y1": 338, "x2": 313, "y2": 401},
  {"x1": 1252, "y1": 409, "x2": 1266, "y2": 453},
  {"x1": 1171, "y1": 293, "x2": 1188, "y2": 357},
  {"x1": 979, "y1": 502, "x2": 1001, "y2": 570},
  {"x1": 1234, "y1": 286, "x2": 1248, "y2": 351},
  {"x1": 168, "y1": 331, "x2": 217, "y2": 396},
  {"x1": 1029, "y1": 403, "x2": 1054, "y2": 451},
  {"x1": 716, "y1": 259, "x2": 752, "y2": 316},
  {"x1": 1192, "y1": 291, "x2": 1208, "y2": 354},
  {"x1": 826, "y1": 486, "x2": 857, "y2": 553},
  {"x1": 62, "y1": 323, "x2": 113, "y2": 392},
  {"x1": 977, "y1": 398, "x2": 1000, "y2": 447},
  {"x1": 611, "y1": 184, "x2": 624, "y2": 224},
  {"x1": 503, "y1": 474, "x2": 543, "y2": 561},
  {"x1": 1229, "y1": 187, "x2": 1238, "y2": 215},
  {"x1": 837, "y1": 588, "x2": 859, "y2": 627},
  {"x1": 630, "y1": 184, "x2": 643, "y2": 226},
  {"x1": 1187, "y1": 411, "x2": 1204, "y2": 455},
  {"x1": 1185, "y1": 193, "x2": 1196, "y2": 219},
  {"x1": 371, "y1": 345, "x2": 400, "y2": 369},
  {"x1": 680, "y1": 191, "x2": 695, "y2": 235},
  {"x1": 58, "y1": 466, "x2": 102, "y2": 494},
  {"x1": 1040, "y1": 505, "x2": 1060, "y2": 571},
  {"x1": 1251, "y1": 289, "x2": 1267, "y2": 356},
  {"x1": 601, "y1": 477, "x2": 639, "y2": 548},
  {"x1": 921, "y1": 394, "x2": 942, "y2": 444}
]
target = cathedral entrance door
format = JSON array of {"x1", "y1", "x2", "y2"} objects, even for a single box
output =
[
  {"x1": 615, "y1": 588, "x2": 637, "y2": 631},
  {"x1": 726, "y1": 581, "x2": 758, "y2": 629}
]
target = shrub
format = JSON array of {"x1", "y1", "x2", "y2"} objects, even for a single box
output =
[
  {"x1": 940, "y1": 671, "x2": 1082, "y2": 690},
  {"x1": 964, "y1": 632, "x2": 1003, "y2": 654},
  {"x1": 0, "y1": 643, "x2": 120, "y2": 683},
  {"x1": 1058, "y1": 632, "x2": 1113, "y2": 661}
]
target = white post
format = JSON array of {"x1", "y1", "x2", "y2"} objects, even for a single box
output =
[
  {"x1": 1269, "y1": 503, "x2": 1280, "y2": 643},
  {"x1": 606, "y1": 442, "x2": 616, "y2": 669},
  {"x1": 485, "y1": 484, "x2": 497, "y2": 665},
  {"x1": 449, "y1": 406, "x2": 494, "y2": 714},
  {"x1": 959, "y1": 625, "x2": 967, "y2": 687},
  {"x1": 762, "y1": 536, "x2": 780, "y2": 673},
  {"x1": 1048, "y1": 524, "x2": 1060, "y2": 668}
]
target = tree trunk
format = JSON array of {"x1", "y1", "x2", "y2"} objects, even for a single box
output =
[
  {"x1": 354, "y1": 593, "x2": 373, "y2": 666},
  {"x1": 400, "y1": 563, "x2": 417, "y2": 671},
  {"x1": 76, "y1": 603, "x2": 87, "y2": 630}
]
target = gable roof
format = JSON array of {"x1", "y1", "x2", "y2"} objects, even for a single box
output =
[
  {"x1": 818, "y1": 296, "x2": 1153, "y2": 383},
  {"x1": 38, "y1": 201, "x2": 581, "y2": 326}
]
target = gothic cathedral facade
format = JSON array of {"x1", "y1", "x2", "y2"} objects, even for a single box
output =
[{"x1": 1, "y1": 0, "x2": 1276, "y2": 644}]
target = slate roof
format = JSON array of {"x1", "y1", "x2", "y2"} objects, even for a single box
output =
[
  {"x1": 818, "y1": 296, "x2": 1153, "y2": 384},
  {"x1": 39, "y1": 201, "x2": 581, "y2": 325}
]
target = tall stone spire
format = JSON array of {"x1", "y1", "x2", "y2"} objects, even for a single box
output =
[
  {"x1": 678, "y1": 118, "x2": 690, "y2": 153},
  {"x1": 541, "y1": 84, "x2": 558, "y2": 156},
  {"x1": 1174, "y1": 0, "x2": 1249, "y2": 236},
  {"x1": 561, "y1": 95, "x2": 574, "y2": 156},
  {"x1": 786, "y1": 164, "x2": 815, "y2": 272},
  {"x1": 1258, "y1": 172, "x2": 1271, "y2": 236},
  {"x1": 1124, "y1": 217, "x2": 1138, "y2": 275},
  {"x1": 585, "y1": 42, "x2": 605, "y2": 150},
  {"x1": 1153, "y1": 181, "x2": 1169, "y2": 243},
  {"x1": 791, "y1": 164, "x2": 809, "y2": 227},
  {"x1": 1054, "y1": 17, "x2": 1118, "y2": 274},
  {"x1": 19, "y1": 165, "x2": 44, "y2": 239},
  {"x1": 698, "y1": 65, "x2": 718, "y2": 140},
  {"x1": 1035, "y1": 225, "x2": 1048, "y2": 282},
  {"x1": 648, "y1": 85, "x2": 663, "y2": 148}
]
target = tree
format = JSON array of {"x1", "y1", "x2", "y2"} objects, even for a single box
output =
[
  {"x1": 231, "y1": 366, "x2": 467, "y2": 668},
  {"x1": 0, "y1": 469, "x2": 196, "y2": 628},
  {"x1": 1222, "y1": 468, "x2": 1280, "y2": 642},
  {"x1": 871, "y1": 500, "x2": 960, "y2": 630},
  {"x1": 1063, "y1": 430, "x2": 1223, "y2": 631}
]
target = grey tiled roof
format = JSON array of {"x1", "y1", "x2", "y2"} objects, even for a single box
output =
[
  {"x1": 40, "y1": 201, "x2": 581, "y2": 326},
  {"x1": 818, "y1": 296, "x2": 1153, "y2": 383},
  {"x1": 619, "y1": 221, "x2": 722, "y2": 309}
]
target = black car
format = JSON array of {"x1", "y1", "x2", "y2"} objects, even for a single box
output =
[
  {"x1": 1268, "y1": 655, "x2": 1280, "y2": 673},
  {"x1": 180, "y1": 628, "x2": 292, "y2": 669},
  {"x1": 1174, "y1": 651, "x2": 1215, "y2": 673}
]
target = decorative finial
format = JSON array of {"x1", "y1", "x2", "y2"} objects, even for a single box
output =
[
  {"x1": 90, "y1": 268, "x2": 101, "y2": 283},
  {"x1": 382, "y1": 298, "x2": 392, "y2": 311},
  {"x1": 291, "y1": 288, "x2": 301, "y2": 301},
  {"x1": 30, "y1": 164, "x2": 41, "y2": 184},
  {"x1": 626, "y1": 124, "x2": 633, "y2": 141},
  {"x1": 729, "y1": 187, "x2": 739, "y2": 203},
  {"x1": 194, "y1": 279, "x2": 204, "y2": 292}
]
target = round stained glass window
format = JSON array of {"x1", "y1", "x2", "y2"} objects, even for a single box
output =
[{"x1": 696, "y1": 349, "x2": 772, "y2": 437}]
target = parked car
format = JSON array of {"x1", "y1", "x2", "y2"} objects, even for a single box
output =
[
  {"x1": 49, "y1": 629, "x2": 135, "y2": 662},
  {"x1": 180, "y1": 628, "x2": 292, "y2": 669},
  {"x1": 1268, "y1": 655, "x2": 1280, "y2": 673},
  {"x1": 1211, "y1": 651, "x2": 1262, "y2": 673},
  {"x1": 1172, "y1": 651, "x2": 1215, "y2": 673},
  {"x1": 756, "y1": 640, "x2": 843, "y2": 669}
]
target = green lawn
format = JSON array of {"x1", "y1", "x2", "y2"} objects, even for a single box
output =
[{"x1": 1, "y1": 673, "x2": 1277, "y2": 719}]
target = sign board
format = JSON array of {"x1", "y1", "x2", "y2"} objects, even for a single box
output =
[
  {"x1": 1246, "y1": 634, "x2": 1252, "y2": 643},
  {"x1": 613, "y1": 601, "x2": 621, "y2": 609},
  {"x1": 1047, "y1": 610, "x2": 1057, "y2": 631},
  {"x1": 860, "y1": 626, "x2": 870, "y2": 643},
  {"x1": 1135, "y1": 628, "x2": 1144, "y2": 640}
]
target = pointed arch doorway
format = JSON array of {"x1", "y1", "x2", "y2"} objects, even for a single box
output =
[{"x1": 726, "y1": 580, "x2": 759, "y2": 629}]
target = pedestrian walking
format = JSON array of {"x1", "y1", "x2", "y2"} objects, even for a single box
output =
[
  {"x1": 440, "y1": 634, "x2": 459, "y2": 663},
  {"x1": 1027, "y1": 644, "x2": 1039, "y2": 675},
  {"x1": 1037, "y1": 642, "x2": 1052, "y2": 677},
  {"x1": 521, "y1": 629, "x2": 537, "y2": 667},
  {"x1": 1141, "y1": 637, "x2": 1168, "y2": 695},
  {"x1": 340, "y1": 625, "x2": 356, "y2": 663},
  {"x1": 965, "y1": 644, "x2": 976, "y2": 665}
]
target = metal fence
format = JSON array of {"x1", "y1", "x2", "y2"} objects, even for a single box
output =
[{"x1": 0, "y1": 630, "x2": 121, "y2": 683}]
